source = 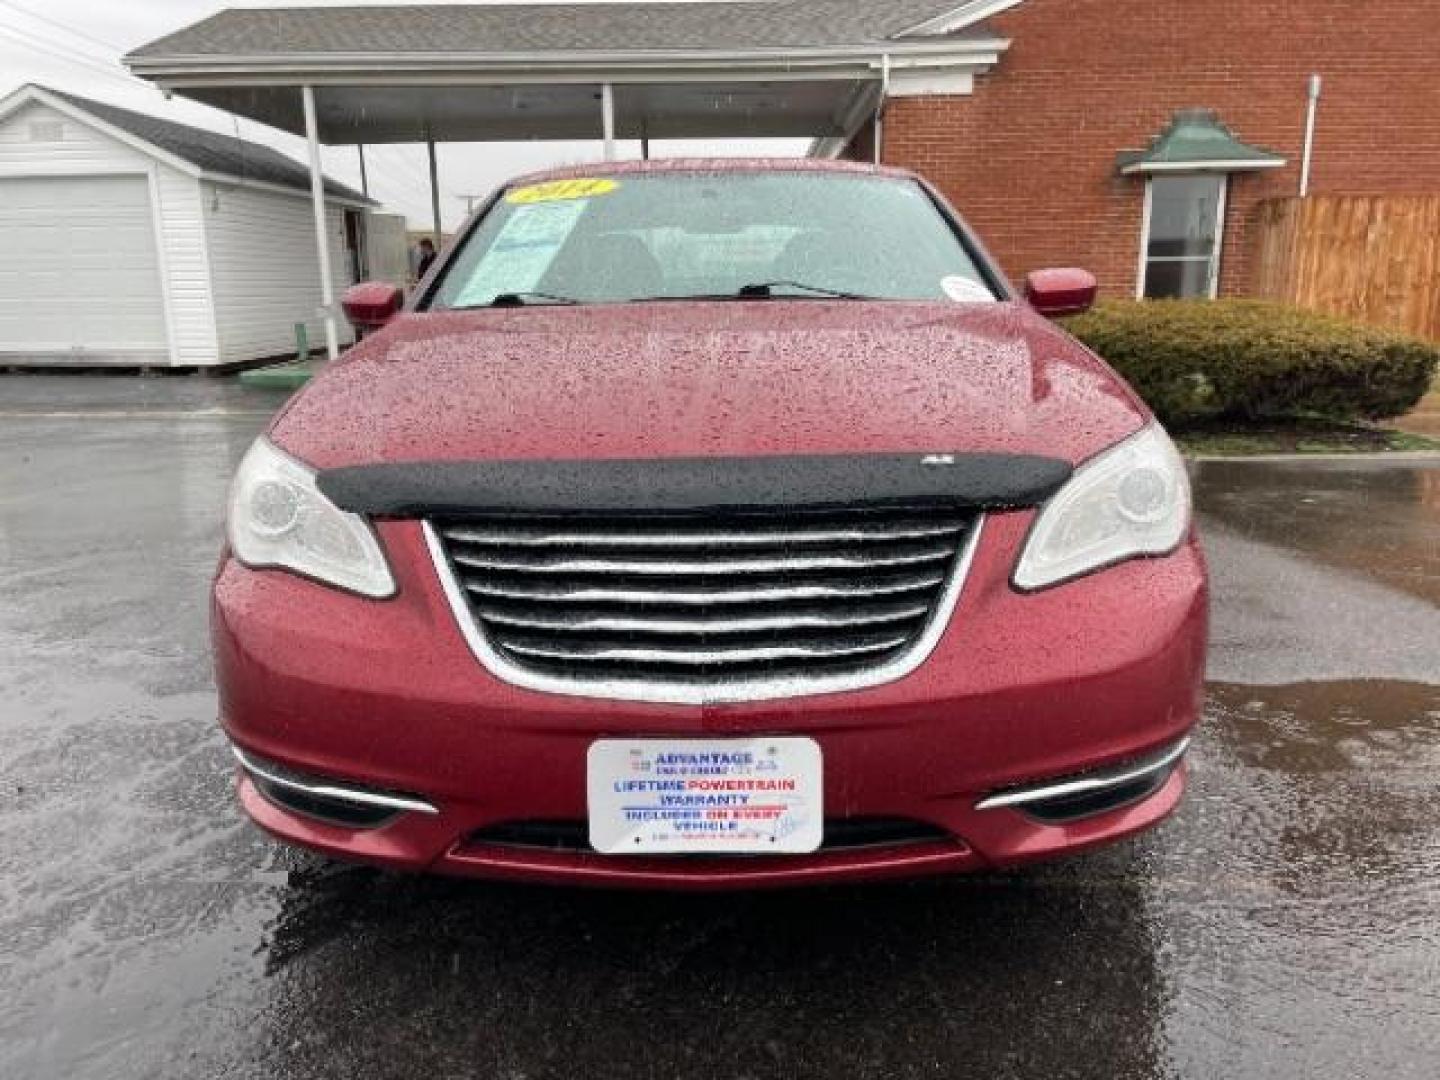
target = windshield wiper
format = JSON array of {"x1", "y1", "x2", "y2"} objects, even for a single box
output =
[
  {"x1": 626, "y1": 281, "x2": 876, "y2": 304},
  {"x1": 736, "y1": 281, "x2": 875, "y2": 300},
  {"x1": 452, "y1": 291, "x2": 581, "y2": 309}
]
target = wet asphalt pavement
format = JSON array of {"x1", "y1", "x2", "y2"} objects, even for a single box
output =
[{"x1": 2, "y1": 376, "x2": 1437, "y2": 1080}]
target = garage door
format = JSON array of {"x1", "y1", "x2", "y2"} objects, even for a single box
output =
[{"x1": 0, "y1": 175, "x2": 168, "y2": 363}]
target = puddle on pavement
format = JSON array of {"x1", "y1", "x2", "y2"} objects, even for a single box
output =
[
  {"x1": 1153, "y1": 680, "x2": 1440, "y2": 1077},
  {"x1": 1194, "y1": 460, "x2": 1440, "y2": 607}
]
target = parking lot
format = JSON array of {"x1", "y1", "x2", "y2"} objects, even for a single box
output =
[{"x1": 2, "y1": 375, "x2": 1437, "y2": 1080}]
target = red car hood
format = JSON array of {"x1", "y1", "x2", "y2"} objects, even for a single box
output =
[{"x1": 272, "y1": 301, "x2": 1147, "y2": 470}]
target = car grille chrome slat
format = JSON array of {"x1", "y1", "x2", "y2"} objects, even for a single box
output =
[
  {"x1": 499, "y1": 629, "x2": 913, "y2": 666},
  {"x1": 474, "y1": 599, "x2": 932, "y2": 635},
  {"x1": 462, "y1": 570, "x2": 949, "y2": 606},
  {"x1": 449, "y1": 539, "x2": 956, "y2": 576},
  {"x1": 443, "y1": 519, "x2": 966, "y2": 549},
  {"x1": 426, "y1": 508, "x2": 984, "y2": 704}
]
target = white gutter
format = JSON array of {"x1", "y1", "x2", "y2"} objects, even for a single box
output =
[
  {"x1": 1120, "y1": 158, "x2": 1287, "y2": 176},
  {"x1": 127, "y1": 39, "x2": 1010, "y2": 71},
  {"x1": 125, "y1": 41, "x2": 1011, "y2": 89}
]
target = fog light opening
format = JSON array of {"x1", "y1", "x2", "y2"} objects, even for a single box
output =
[
  {"x1": 975, "y1": 738, "x2": 1189, "y2": 824},
  {"x1": 232, "y1": 746, "x2": 438, "y2": 830}
]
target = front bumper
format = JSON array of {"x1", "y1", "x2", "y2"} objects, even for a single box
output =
[{"x1": 213, "y1": 511, "x2": 1207, "y2": 889}]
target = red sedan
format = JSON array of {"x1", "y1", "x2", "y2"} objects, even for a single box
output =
[{"x1": 215, "y1": 159, "x2": 1205, "y2": 889}]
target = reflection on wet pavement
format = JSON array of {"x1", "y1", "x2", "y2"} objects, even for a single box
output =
[
  {"x1": 1162, "y1": 681, "x2": 1440, "y2": 1077},
  {"x1": 2, "y1": 379, "x2": 1438, "y2": 1079},
  {"x1": 1196, "y1": 459, "x2": 1440, "y2": 606}
]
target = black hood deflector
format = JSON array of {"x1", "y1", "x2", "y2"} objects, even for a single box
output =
[{"x1": 318, "y1": 453, "x2": 1072, "y2": 518}]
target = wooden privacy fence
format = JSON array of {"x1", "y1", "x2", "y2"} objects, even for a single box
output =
[{"x1": 1253, "y1": 195, "x2": 1440, "y2": 341}]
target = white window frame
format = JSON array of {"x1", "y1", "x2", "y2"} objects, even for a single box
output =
[{"x1": 1135, "y1": 173, "x2": 1229, "y2": 300}]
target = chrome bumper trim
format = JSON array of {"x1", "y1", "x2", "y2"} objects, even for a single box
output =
[
  {"x1": 975, "y1": 737, "x2": 1190, "y2": 812},
  {"x1": 232, "y1": 746, "x2": 439, "y2": 816}
]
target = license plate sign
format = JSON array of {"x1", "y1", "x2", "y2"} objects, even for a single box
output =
[{"x1": 587, "y1": 738, "x2": 823, "y2": 855}]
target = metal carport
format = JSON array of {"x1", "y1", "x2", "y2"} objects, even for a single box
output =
[{"x1": 125, "y1": 2, "x2": 1011, "y2": 359}]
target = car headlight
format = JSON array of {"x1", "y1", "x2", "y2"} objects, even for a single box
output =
[
  {"x1": 1013, "y1": 422, "x2": 1190, "y2": 591},
  {"x1": 227, "y1": 436, "x2": 396, "y2": 598}
]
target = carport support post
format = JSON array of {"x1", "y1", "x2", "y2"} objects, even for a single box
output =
[
  {"x1": 875, "y1": 54, "x2": 891, "y2": 166},
  {"x1": 427, "y1": 137, "x2": 442, "y2": 246},
  {"x1": 301, "y1": 85, "x2": 339, "y2": 361},
  {"x1": 601, "y1": 82, "x2": 616, "y2": 161}
]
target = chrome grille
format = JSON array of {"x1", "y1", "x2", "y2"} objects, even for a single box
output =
[{"x1": 425, "y1": 509, "x2": 983, "y2": 703}]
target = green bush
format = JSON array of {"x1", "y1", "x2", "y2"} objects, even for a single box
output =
[{"x1": 1062, "y1": 300, "x2": 1439, "y2": 427}]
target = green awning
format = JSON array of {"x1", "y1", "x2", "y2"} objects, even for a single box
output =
[{"x1": 1118, "y1": 109, "x2": 1286, "y2": 175}]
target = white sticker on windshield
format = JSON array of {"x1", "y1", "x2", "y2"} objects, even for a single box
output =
[
  {"x1": 941, "y1": 275, "x2": 995, "y2": 303},
  {"x1": 453, "y1": 199, "x2": 588, "y2": 307}
]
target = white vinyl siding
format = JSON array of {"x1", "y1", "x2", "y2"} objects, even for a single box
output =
[
  {"x1": 203, "y1": 180, "x2": 355, "y2": 365},
  {"x1": 0, "y1": 100, "x2": 141, "y2": 172},
  {"x1": 152, "y1": 168, "x2": 219, "y2": 364},
  {"x1": 0, "y1": 100, "x2": 219, "y2": 366}
]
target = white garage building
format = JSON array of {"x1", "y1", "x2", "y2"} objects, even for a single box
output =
[{"x1": 0, "y1": 84, "x2": 373, "y2": 368}]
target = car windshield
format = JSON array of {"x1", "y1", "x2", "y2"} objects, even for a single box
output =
[{"x1": 426, "y1": 171, "x2": 999, "y2": 308}]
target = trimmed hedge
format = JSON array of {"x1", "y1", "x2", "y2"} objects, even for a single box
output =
[{"x1": 1063, "y1": 300, "x2": 1439, "y2": 427}]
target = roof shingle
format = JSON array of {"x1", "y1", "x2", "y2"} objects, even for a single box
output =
[
  {"x1": 129, "y1": 2, "x2": 985, "y2": 59},
  {"x1": 44, "y1": 86, "x2": 369, "y2": 202}
]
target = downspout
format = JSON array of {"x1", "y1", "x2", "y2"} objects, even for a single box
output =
[
  {"x1": 1300, "y1": 74, "x2": 1322, "y2": 197},
  {"x1": 874, "y1": 54, "x2": 891, "y2": 165}
]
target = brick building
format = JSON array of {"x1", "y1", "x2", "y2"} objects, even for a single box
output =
[{"x1": 843, "y1": 0, "x2": 1440, "y2": 300}]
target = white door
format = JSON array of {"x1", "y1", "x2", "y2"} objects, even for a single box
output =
[{"x1": 0, "y1": 175, "x2": 168, "y2": 363}]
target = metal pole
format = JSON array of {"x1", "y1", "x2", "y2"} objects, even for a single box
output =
[
  {"x1": 601, "y1": 83, "x2": 616, "y2": 161},
  {"x1": 1300, "y1": 74, "x2": 1322, "y2": 198},
  {"x1": 357, "y1": 143, "x2": 369, "y2": 198},
  {"x1": 640, "y1": 117, "x2": 650, "y2": 161},
  {"x1": 301, "y1": 85, "x2": 339, "y2": 361},
  {"x1": 427, "y1": 137, "x2": 442, "y2": 246},
  {"x1": 875, "y1": 54, "x2": 891, "y2": 165}
]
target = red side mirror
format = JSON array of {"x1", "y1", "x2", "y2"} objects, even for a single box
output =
[
  {"x1": 341, "y1": 282, "x2": 403, "y2": 332},
  {"x1": 1024, "y1": 268, "x2": 1098, "y2": 319}
]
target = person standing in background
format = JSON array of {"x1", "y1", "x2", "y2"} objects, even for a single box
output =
[{"x1": 415, "y1": 237, "x2": 437, "y2": 280}]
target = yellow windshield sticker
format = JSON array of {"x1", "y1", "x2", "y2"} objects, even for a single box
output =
[{"x1": 506, "y1": 178, "x2": 619, "y2": 204}]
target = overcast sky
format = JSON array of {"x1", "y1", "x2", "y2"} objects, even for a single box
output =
[{"x1": 0, "y1": 0, "x2": 807, "y2": 228}]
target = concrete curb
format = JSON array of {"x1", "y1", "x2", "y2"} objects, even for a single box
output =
[
  {"x1": 238, "y1": 360, "x2": 320, "y2": 391},
  {"x1": 1186, "y1": 451, "x2": 1440, "y2": 464}
]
